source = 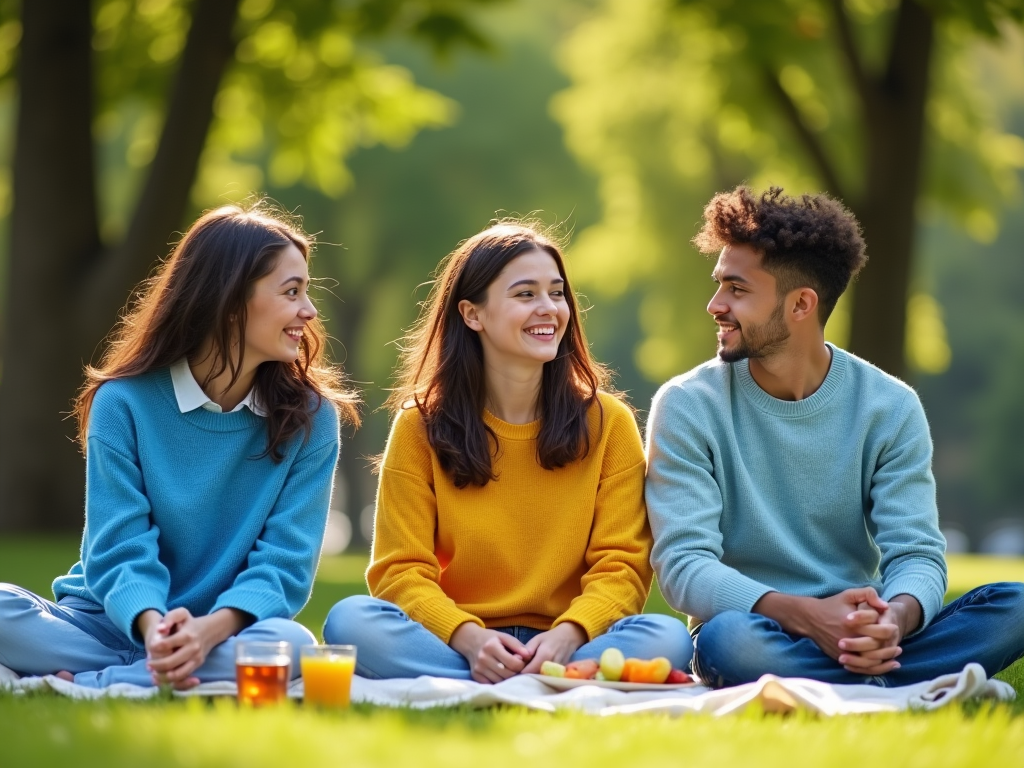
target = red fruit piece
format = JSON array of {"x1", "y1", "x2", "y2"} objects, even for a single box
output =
[{"x1": 665, "y1": 669, "x2": 692, "y2": 685}]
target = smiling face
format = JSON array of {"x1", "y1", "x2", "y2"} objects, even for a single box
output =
[
  {"x1": 707, "y1": 243, "x2": 790, "y2": 363},
  {"x1": 243, "y1": 243, "x2": 317, "y2": 366},
  {"x1": 458, "y1": 248, "x2": 571, "y2": 371}
]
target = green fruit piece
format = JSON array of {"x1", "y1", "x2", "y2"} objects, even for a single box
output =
[
  {"x1": 540, "y1": 661, "x2": 566, "y2": 678},
  {"x1": 600, "y1": 647, "x2": 626, "y2": 682},
  {"x1": 594, "y1": 671, "x2": 607, "y2": 681}
]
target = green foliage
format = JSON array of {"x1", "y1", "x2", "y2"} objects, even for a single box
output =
[
  {"x1": 266, "y1": 1, "x2": 601, "y2": 489},
  {"x1": 85, "y1": 0, "x2": 493, "y2": 228},
  {"x1": 916, "y1": 183, "x2": 1024, "y2": 528},
  {"x1": 0, "y1": 0, "x2": 508, "y2": 241},
  {"x1": 924, "y1": 0, "x2": 1024, "y2": 36},
  {"x1": 553, "y1": 0, "x2": 1024, "y2": 381}
]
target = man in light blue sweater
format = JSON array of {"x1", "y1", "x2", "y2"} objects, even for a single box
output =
[{"x1": 646, "y1": 186, "x2": 1024, "y2": 688}]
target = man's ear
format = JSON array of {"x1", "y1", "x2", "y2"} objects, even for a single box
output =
[
  {"x1": 458, "y1": 299, "x2": 483, "y2": 331},
  {"x1": 790, "y1": 287, "x2": 820, "y2": 324}
]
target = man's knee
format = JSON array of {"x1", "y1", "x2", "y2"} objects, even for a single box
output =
[
  {"x1": 693, "y1": 611, "x2": 774, "y2": 687},
  {"x1": 987, "y1": 581, "x2": 1024, "y2": 610},
  {"x1": 982, "y1": 582, "x2": 1024, "y2": 641}
]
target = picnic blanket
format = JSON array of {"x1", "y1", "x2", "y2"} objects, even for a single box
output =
[{"x1": 0, "y1": 661, "x2": 1013, "y2": 716}]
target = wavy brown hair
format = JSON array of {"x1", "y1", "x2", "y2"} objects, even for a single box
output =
[
  {"x1": 387, "y1": 221, "x2": 612, "y2": 488},
  {"x1": 74, "y1": 202, "x2": 360, "y2": 459}
]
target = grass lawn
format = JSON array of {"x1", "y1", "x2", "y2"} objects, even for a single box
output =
[{"x1": 1, "y1": 537, "x2": 1023, "y2": 768}]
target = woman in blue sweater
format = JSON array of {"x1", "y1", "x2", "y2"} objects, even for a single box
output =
[{"x1": 0, "y1": 204, "x2": 358, "y2": 689}]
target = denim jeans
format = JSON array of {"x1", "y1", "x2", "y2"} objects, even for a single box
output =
[
  {"x1": 323, "y1": 595, "x2": 693, "y2": 680},
  {"x1": 0, "y1": 583, "x2": 315, "y2": 688},
  {"x1": 691, "y1": 582, "x2": 1024, "y2": 688}
]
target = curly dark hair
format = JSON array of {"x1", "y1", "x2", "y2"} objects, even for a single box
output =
[{"x1": 692, "y1": 186, "x2": 867, "y2": 322}]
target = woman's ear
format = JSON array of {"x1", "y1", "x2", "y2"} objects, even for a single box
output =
[{"x1": 458, "y1": 299, "x2": 484, "y2": 332}]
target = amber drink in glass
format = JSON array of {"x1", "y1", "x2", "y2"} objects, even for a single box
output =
[{"x1": 235, "y1": 641, "x2": 292, "y2": 705}]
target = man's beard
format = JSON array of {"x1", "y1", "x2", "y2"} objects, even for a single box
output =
[{"x1": 717, "y1": 300, "x2": 790, "y2": 363}]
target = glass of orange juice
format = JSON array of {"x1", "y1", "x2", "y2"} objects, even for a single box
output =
[
  {"x1": 235, "y1": 641, "x2": 293, "y2": 706},
  {"x1": 301, "y1": 644, "x2": 357, "y2": 708}
]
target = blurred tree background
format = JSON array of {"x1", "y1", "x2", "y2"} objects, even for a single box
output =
[{"x1": 0, "y1": 0, "x2": 1021, "y2": 553}]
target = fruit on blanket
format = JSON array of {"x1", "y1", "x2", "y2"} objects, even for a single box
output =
[
  {"x1": 599, "y1": 647, "x2": 626, "y2": 682},
  {"x1": 564, "y1": 659, "x2": 600, "y2": 679},
  {"x1": 620, "y1": 658, "x2": 639, "y2": 682},
  {"x1": 621, "y1": 657, "x2": 672, "y2": 684},
  {"x1": 665, "y1": 669, "x2": 692, "y2": 685},
  {"x1": 540, "y1": 661, "x2": 566, "y2": 678}
]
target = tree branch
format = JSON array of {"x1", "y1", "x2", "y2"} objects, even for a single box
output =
[
  {"x1": 764, "y1": 68, "x2": 846, "y2": 200},
  {"x1": 827, "y1": 0, "x2": 874, "y2": 116},
  {"x1": 82, "y1": 0, "x2": 241, "y2": 346}
]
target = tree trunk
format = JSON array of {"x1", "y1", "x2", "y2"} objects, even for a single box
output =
[
  {"x1": 0, "y1": 1, "x2": 101, "y2": 532},
  {"x1": 81, "y1": 0, "x2": 241, "y2": 346},
  {"x1": 847, "y1": 0, "x2": 934, "y2": 380},
  {"x1": 0, "y1": 0, "x2": 240, "y2": 532}
]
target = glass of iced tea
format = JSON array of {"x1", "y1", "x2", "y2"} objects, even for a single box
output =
[
  {"x1": 235, "y1": 641, "x2": 293, "y2": 706},
  {"x1": 300, "y1": 644, "x2": 357, "y2": 708}
]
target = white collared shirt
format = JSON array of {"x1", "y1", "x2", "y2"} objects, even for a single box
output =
[{"x1": 169, "y1": 358, "x2": 266, "y2": 416}]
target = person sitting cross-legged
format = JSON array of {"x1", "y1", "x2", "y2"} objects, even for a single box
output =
[
  {"x1": 324, "y1": 222, "x2": 691, "y2": 683},
  {"x1": 0, "y1": 205, "x2": 355, "y2": 689},
  {"x1": 645, "y1": 186, "x2": 1024, "y2": 689}
]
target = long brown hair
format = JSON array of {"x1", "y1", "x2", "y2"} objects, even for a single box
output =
[
  {"x1": 388, "y1": 221, "x2": 611, "y2": 487},
  {"x1": 74, "y1": 201, "x2": 360, "y2": 459}
]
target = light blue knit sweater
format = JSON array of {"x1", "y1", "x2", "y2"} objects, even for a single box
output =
[
  {"x1": 645, "y1": 344, "x2": 947, "y2": 631},
  {"x1": 53, "y1": 367, "x2": 340, "y2": 643}
]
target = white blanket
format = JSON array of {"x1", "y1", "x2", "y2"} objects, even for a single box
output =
[{"x1": 0, "y1": 662, "x2": 1013, "y2": 716}]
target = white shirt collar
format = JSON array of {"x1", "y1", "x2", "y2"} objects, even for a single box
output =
[{"x1": 169, "y1": 358, "x2": 266, "y2": 416}]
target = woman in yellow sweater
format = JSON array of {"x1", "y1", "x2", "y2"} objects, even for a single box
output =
[{"x1": 324, "y1": 222, "x2": 691, "y2": 682}]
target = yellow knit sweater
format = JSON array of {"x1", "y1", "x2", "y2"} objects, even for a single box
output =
[{"x1": 367, "y1": 391, "x2": 653, "y2": 643}]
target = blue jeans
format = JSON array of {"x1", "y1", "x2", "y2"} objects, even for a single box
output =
[
  {"x1": 0, "y1": 583, "x2": 315, "y2": 688},
  {"x1": 323, "y1": 595, "x2": 693, "y2": 680},
  {"x1": 692, "y1": 582, "x2": 1024, "y2": 688}
]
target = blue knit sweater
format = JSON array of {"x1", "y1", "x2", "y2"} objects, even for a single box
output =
[
  {"x1": 645, "y1": 345, "x2": 947, "y2": 631},
  {"x1": 53, "y1": 367, "x2": 340, "y2": 643}
]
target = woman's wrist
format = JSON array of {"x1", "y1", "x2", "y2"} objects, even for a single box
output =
[
  {"x1": 551, "y1": 621, "x2": 588, "y2": 652},
  {"x1": 449, "y1": 621, "x2": 485, "y2": 657},
  {"x1": 203, "y1": 608, "x2": 250, "y2": 647},
  {"x1": 135, "y1": 609, "x2": 164, "y2": 644}
]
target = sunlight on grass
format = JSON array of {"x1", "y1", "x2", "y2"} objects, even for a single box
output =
[
  {"x1": 313, "y1": 554, "x2": 370, "y2": 584},
  {"x1": 947, "y1": 555, "x2": 1024, "y2": 596},
  {"x1": 1, "y1": 695, "x2": 1022, "y2": 768}
]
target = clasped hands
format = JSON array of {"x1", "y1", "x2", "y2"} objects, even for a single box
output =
[
  {"x1": 449, "y1": 621, "x2": 588, "y2": 684},
  {"x1": 804, "y1": 588, "x2": 916, "y2": 676},
  {"x1": 756, "y1": 587, "x2": 920, "y2": 677},
  {"x1": 136, "y1": 607, "x2": 247, "y2": 690}
]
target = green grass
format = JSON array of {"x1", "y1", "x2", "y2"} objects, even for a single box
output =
[
  {"x1": 2, "y1": 537, "x2": 1023, "y2": 768},
  {"x1": 2, "y1": 693, "x2": 1023, "y2": 768}
]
